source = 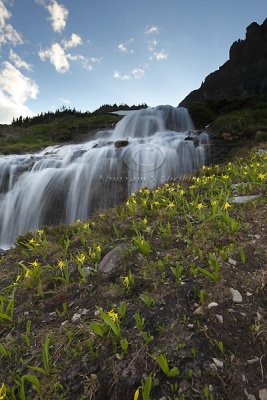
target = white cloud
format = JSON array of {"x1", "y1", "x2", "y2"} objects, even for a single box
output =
[
  {"x1": 0, "y1": 1, "x2": 23, "y2": 45},
  {"x1": 47, "y1": 0, "x2": 68, "y2": 33},
  {"x1": 63, "y1": 33, "x2": 82, "y2": 49},
  {"x1": 39, "y1": 42, "x2": 69, "y2": 73},
  {"x1": 113, "y1": 70, "x2": 130, "y2": 81},
  {"x1": 9, "y1": 49, "x2": 32, "y2": 71},
  {"x1": 145, "y1": 25, "x2": 159, "y2": 35},
  {"x1": 154, "y1": 50, "x2": 168, "y2": 60},
  {"x1": 117, "y1": 38, "x2": 134, "y2": 54},
  {"x1": 0, "y1": 61, "x2": 38, "y2": 124},
  {"x1": 131, "y1": 67, "x2": 145, "y2": 79},
  {"x1": 39, "y1": 40, "x2": 101, "y2": 73},
  {"x1": 0, "y1": 0, "x2": 11, "y2": 28}
]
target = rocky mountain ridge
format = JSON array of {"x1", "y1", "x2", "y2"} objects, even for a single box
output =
[{"x1": 180, "y1": 18, "x2": 267, "y2": 106}]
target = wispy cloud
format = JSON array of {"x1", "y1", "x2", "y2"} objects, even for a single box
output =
[
  {"x1": 47, "y1": 0, "x2": 68, "y2": 33},
  {"x1": 63, "y1": 33, "x2": 82, "y2": 49},
  {"x1": 117, "y1": 38, "x2": 134, "y2": 54},
  {"x1": 59, "y1": 96, "x2": 71, "y2": 105},
  {"x1": 0, "y1": 0, "x2": 23, "y2": 45},
  {"x1": 9, "y1": 50, "x2": 33, "y2": 71},
  {"x1": 0, "y1": 61, "x2": 38, "y2": 123},
  {"x1": 147, "y1": 39, "x2": 158, "y2": 52},
  {"x1": 145, "y1": 25, "x2": 159, "y2": 35},
  {"x1": 113, "y1": 70, "x2": 130, "y2": 81},
  {"x1": 131, "y1": 67, "x2": 145, "y2": 79},
  {"x1": 154, "y1": 50, "x2": 168, "y2": 60},
  {"x1": 114, "y1": 66, "x2": 146, "y2": 81}
]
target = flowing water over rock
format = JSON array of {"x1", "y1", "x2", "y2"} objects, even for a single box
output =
[{"x1": 0, "y1": 105, "x2": 209, "y2": 248}]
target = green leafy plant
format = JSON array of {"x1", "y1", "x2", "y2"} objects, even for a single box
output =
[{"x1": 155, "y1": 353, "x2": 180, "y2": 378}]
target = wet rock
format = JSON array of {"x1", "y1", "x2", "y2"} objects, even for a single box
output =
[
  {"x1": 0, "y1": 248, "x2": 5, "y2": 256},
  {"x1": 230, "y1": 288, "x2": 243, "y2": 303},
  {"x1": 98, "y1": 244, "x2": 128, "y2": 274},
  {"x1": 114, "y1": 140, "x2": 129, "y2": 148}
]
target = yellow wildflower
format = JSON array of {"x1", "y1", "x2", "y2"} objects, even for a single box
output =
[
  {"x1": 143, "y1": 217, "x2": 148, "y2": 225},
  {"x1": 25, "y1": 269, "x2": 30, "y2": 279},
  {"x1": 28, "y1": 238, "x2": 35, "y2": 244},
  {"x1": 211, "y1": 200, "x2": 217, "y2": 206},
  {"x1": 76, "y1": 219, "x2": 81, "y2": 223},
  {"x1": 179, "y1": 189, "x2": 185, "y2": 196},
  {"x1": 108, "y1": 309, "x2": 119, "y2": 322},
  {"x1": 133, "y1": 387, "x2": 140, "y2": 400},
  {"x1": 224, "y1": 202, "x2": 231, "y2": 210},
  {"x1": 197, "y1": 203, "x2": 204, "y2": 209},
  {"x1": 58, "y1": 260, "x2": 65, "y2": 269},
  {"x1": 222, "y1": 175, "x2": 229, "y2": 180},
  {"x1": 37, "y1": 229, "x2": 44, "y2": 235},
  {"x1": 0, "y1": 383, "x2": 7, "y2": 399},
  {"x1": 167, "y1": 202, "x2": 175, "y2": 208},
  {"x1": 76, "y1": 253, "x2": 86, "y2": 264},
  {"x1": 257, "y1": 173, "x2": 266, "y2": 180},
  {"x1": 123, "y1": 276, "x2": 129, "y2": 288},
  {"x1": 29, "y1": 260, "x2": 40, "y2": 268}
]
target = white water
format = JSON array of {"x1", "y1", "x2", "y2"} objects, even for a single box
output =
[{"x1": 0, "y1": 105, "x2": 209, "y2": 248}]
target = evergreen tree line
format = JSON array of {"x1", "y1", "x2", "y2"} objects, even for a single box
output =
[{"x1": 12, "y1": 103, "x2": 148, "y2": 127}]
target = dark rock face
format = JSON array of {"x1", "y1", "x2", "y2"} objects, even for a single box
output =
[{"x1": 180, "y1": 19, "x2": 267, "y2": 106}]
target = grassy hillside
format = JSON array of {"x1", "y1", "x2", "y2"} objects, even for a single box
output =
[
  {"x1": 187, "y1": 96, "x2": 267, "y2": 140},
  {"x1": 0, "y1": 143, "x2": 266, "y2": 399},
  {"x1": 0, "y1": 113, "x2": 120, "y2": 155}
]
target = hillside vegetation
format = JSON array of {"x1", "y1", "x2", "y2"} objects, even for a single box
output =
[
  {"x1": 188, "y1": 95, "x2": 267, "y2": 139},
  {"x1": 0, "y1": 143, "x2": 266, "y2": 399}
]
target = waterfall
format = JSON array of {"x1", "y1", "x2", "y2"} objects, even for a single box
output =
[{"x1": 0, "y1": 105, "x2": 209, "y2": 248}]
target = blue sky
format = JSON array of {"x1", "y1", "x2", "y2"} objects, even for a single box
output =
[{"x1": 0, "y1": 0, "x2": 266, "y2": 124}]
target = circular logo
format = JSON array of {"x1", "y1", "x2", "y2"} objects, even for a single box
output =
[{"x1": 122, "y1": 143, "x2": 165, "y2": 173}]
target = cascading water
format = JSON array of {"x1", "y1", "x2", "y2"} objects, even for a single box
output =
[{"x1": 0, "y1": 105, "x2": 209, "y2": 248}]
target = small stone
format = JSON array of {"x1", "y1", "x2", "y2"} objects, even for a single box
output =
[
  {"x1": 72, "y1": 313, "x2": 81, "y2": 322},
  {"x1": 81, "y1": 308, "x2": 89, "y2": 315},
  {"x1": 230, "y1": 195, "x2": 261, "y2": 204},
  {"x1": 61, "y1": 320, "x2": 68, "y2": 326},
  {"x1": 246, "y1": 291, "x2": 253, "y2": 297},
  {"x1": 254, "y1": 234, "x2": 261, "y2": 239},
  {"x1": 244, "y1": 389, "x2": 257, "y2": 400},
  {"x1": 193, "y1": 306, "x2": 205, "y2": 315},
  {"x1": 247, "y1": 357, "x2": 259, "y2": 365},
  {"x1": 212, "y1": 358, "x2": 223, "y2": 368},
  {"x1": 242, "y1": 374, "x2": 248, "y2": 383},
  {"x1": 98, "y1": 244, "x2": 127, "y2": 274},
  {"x1": 188, "y1": 324, "x2": 194, "y2": 328},
  {"x1": 259, "y1": 388, "x2": 267, "y2": 400},
  {"x1": 240, "y1": 312, "x2": 247, "y2": 317},
  {"x1": 256, "y1": 312, "x2": 263, "y2": 321},
  {"x1": 208, "y1": 385, "x2": 213, "y2": 392},
  {"x1": 49, "y1": 312, "x2": 56, "y2": 317},
  {"x1": 215, "y1": 314, "x2": 224, "y2": 324},
  {"x1": 208, "y1": 302, "x2": 219, "y2": 309},
  {"x1": 230, "y1": 288, "x2": 242, "y2": 303},
  {"x1": 228, "y1": 258, "x2": 237, "y2": 266}
]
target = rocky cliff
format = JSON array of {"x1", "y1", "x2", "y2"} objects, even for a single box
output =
[{"x1": 180, "y1": 18, "x2": 267, "y2": 106}]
